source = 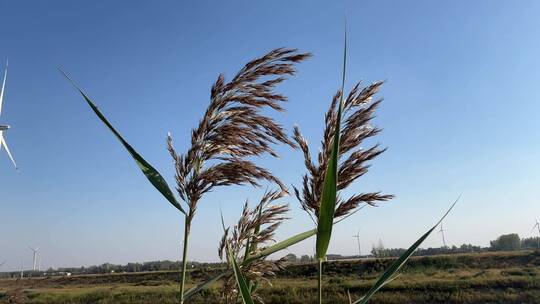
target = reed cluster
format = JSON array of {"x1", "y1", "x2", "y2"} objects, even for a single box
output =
[{"x1": 65, "y1": 33, "x2": 456, "y2": 304}]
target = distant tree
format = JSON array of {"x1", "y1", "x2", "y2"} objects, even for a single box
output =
[
  {"x1": 459, "y1": 244, "x2": 482, "y2": 252},
  {"x1": 300, "y1": 255, "x2": 311, "y2": 263},
  {"x1": 284, "y1": 253, "x2": 298, "y2": 263},
  {"x1": 371, "y1": 240, "x2": 387, "y2": 257},
  {"x1": 326, "y1": 254, "x2": 343, "y2": 260},
  {"x1": 490, "y1": 233, "x2": 521, "y2": 251},
  {"x1": 126, "y1": 263, "x2": 141, "y2": 272},
  {"x1": 521, "y1": 237, "x2": 540, "y2": 249}
]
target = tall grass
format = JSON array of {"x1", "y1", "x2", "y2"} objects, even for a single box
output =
[{"x1": 64, "y1": 33, "x2": 457, "y2": 303}]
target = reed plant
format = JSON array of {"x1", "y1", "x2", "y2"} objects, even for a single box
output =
[
  {"x1": 291, "y1": 31, "x2": 392, "y2": 303},
  {"x1": 63, "y1": 33, "x2": 457, "y2": 304}
]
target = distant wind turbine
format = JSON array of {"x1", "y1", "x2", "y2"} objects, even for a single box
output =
[
  {"x1": 0, "y1": 261, "x2": 5, "y2": 267},
  {"x1": 0, "y1": 59, "x2": 17, "y2": 169},
  {"x1": 533, "y1": 219, "x2": 540, "y2": 248},
  {"x1": 438, "y1": 223, "x2": 447, "y2": 248},
  {"x1": 20, "y1": 260, "x2": 24, "y2": 279},
  {"x1": 28, "y1": 246, "x2": 39, "y2": 271},
  {"x1": 352, "y1": 228, "x2": 361, "y2": 257}
]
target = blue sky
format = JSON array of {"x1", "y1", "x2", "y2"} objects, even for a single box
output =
[{"x1": 1, "y1": 1, "x2": 539, "y2": 271}]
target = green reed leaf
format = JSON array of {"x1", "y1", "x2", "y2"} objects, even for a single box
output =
[
  {"x1": 315, "y1": 26, "x2": 347, "y2": 260},
  {"x1": 246, "y1": 228, "x2": 316, "y2": 263},
  {"x1": 184, "y1": 272, "x2": 225, "y2": 300},
  {"x1": 60, "y1": 70, "x2": 185, "y2": 215},
  {"x1": 228, "y1": 244, "x2": 255, "y2": 304},
  {"x1": 353, "y1": 197, "x2": 460, "y2": 304}
]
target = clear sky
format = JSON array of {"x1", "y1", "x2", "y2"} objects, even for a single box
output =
[{"x1": 1, "y1": 1, "x2": 539, "y2": 271}]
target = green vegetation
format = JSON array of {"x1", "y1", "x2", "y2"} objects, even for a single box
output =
[
  {"x1": 490, "y1": 234, "x2": 522, "y2": 251},
  {"x1": 3, "y1": 233, "x2": 536, "y2": 282},
  {"x1": 1, "y1": 251, "x2": 539, "y2": 304}
]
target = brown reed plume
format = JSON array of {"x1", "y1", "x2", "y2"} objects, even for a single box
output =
[
  {"x1": 166, "y1": 48, "x2": 311, "y2": 302},
  {"x1": 293, "y1": 81, "x2": 393, "y2": 222},
  {"x1": 218, "y1": 189, "x2": 290, "y2": 303}
]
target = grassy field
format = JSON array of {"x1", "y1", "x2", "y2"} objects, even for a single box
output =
[{"x1": 1, "y1": 250, "x2": 539, "y2": 303}]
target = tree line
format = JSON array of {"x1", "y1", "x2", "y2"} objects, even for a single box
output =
[
  {"x1": 2, "y1": 234, "x2": 537, "y2": 278},
  {"x1": 283, "y1": 234, "x2": 539, "y2": 262},
  {"x1": 369, "y1": 234, "x2": 539, "y2": 258}
]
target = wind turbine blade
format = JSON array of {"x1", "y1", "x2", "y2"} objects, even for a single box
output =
[
  {"x1": 0, "y1": 132, "x2": 17, "y2": 169},
  {"x1": 0, "y1": 61, "x2": 7, "y2": 117}
]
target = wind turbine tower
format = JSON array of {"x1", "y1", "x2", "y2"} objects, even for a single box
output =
[
  {"x1": 439, "y1": 223, "x2": 447, "y2": 248},
  {"x1": 533, "y1": 219, "x2": 540, "y2": 248},
  {"x1": 28, "y1": 246, "x2": 39, "y2": 271},
  {"x1": 20, "y1": 261, "x2": 24, "y2": 279},
  {"x1": 352, "y1": 229, "x2": 361, "y2": 257},
  {"x1": 533, "y1": 219, "x2": 540, "y2": 236}
]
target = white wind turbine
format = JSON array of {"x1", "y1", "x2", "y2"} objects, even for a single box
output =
[
  {"x1": 533, "y1": 219, "x2": 540, "y2": 248},
  {"x1": 20, "y1": 260, "x2": 24, "y2": 279},
  {"x1": 352, "y1": 228, "x2": 361, "y2": 257},
  {"x1": 28, "y1": 246, "x2": 39, "y2": 271},
  {"x1": 0, "y1": 60, "x2": 17, "y2": 169},
  {"x1": 438, "y1": 223, "x2": 447, "y2": 248}
]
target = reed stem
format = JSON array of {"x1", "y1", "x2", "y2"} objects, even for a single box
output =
[
  {"x1": 318, "y1": 259, "x2": 323, "y2": 304},
  {"x1": 179, "y1": 214, "x2": 192, "y2": 304}
]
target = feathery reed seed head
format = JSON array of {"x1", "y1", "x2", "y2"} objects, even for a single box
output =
[
  {"x1": 218, "y1": 189, "x2": 290, "y2": 302},
  {"x1": 167, "y1": 49, "x2": 311, "y2": 213},
  {"x1": 293, "y1": 81, "x2": 393, "y2": 220}
]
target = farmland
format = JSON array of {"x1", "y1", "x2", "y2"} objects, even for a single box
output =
[{"x1": 1, "y1": 250, "x2": 538, "y2": 303}]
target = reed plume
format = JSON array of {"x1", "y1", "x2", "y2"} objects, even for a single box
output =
[
  {"x1": 292, "y1": 81, "x2": 393, "y2": 222},
  {"x1": 218, "y1": 189, "x2": 290, "y2": 303},
  {"x1": 166, "y1": 48, "x2": 311, "y2": 303}
]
